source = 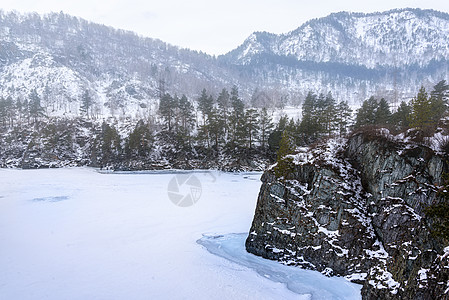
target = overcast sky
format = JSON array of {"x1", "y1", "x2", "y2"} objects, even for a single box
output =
[{"x1": 2, "y1": 0, "x2": 449, "y2": 55}]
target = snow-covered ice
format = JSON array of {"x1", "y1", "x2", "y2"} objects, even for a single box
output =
[
  {"x1": 0, "y1": 168, "x2": 361, "y2": 299},
  {"x1": 198, "y1": 233, "x2": 361, "y2": 299}
]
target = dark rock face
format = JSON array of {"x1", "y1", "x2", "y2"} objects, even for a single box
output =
[{"x1": 246, "y1": 133, "x2": 449, "y2": 299}]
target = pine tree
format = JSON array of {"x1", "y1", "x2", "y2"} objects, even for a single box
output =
[
  {"x1": 0, "y1": 97, "x2": 6, "y2": 128},
  {"x1": 375, "y1": 98, "x2": 392, "y2": 125},
  {"x1": 5, "y1": 96, "x2": 15, "y2": 128},
  {"x1": 230, "y1": 86, "x2": 244, "y2": 114},
  {"x1": 172, "y1": 94, "x2": 181, "y2": 132},
  {"x1": 217, "y1": 88, "x2": 230, "y2": 111},
  {"x1": 354, "y1": 96, "x2": 378, "y2": 128},
  {"x1": 80, "y1": 89, "x2": 93, "y2": 118},
  {"x1": 259, "y1": 107, "x2": 274, "y2": 149},
  {"x1": 250, "y1": 88, "x2": 271, "y2": 108},
  {"x1": 217, "y1": 88, "x2": 230, "y2": 139},
  {"x1": 431, "y1": 80, "x2": 449, "y2": 104},
  {"x1": 197, "y1": 88, "x2": 214, "y2": 124},
  {"x1": 234, "y1": 113, "x2": 249, "y2": 148},
  {"x1": 158, "y1": 93, "x2": 176, "y2": 132},
  {"x1": 21, "y1": 99, "x2": 29, "y2": 123},
  {"x1": 177, "y1": 94, "x2": 195, "y2": 146},
  {"x1": 410, "y1": 86, "x2": 434, "y2": 132},
  {"x1": 392, "y1": 101, "x2": 411, "y2": 130},
  {"x1": 98, "y1": 122, "x2": 121, "y2": 165},
  {"x1": 321, "y1": 92, "x2": 337, "y2": 136},
  {"x1": 430, "y1": 80, "x2": 449, "y2": 123},
  {"x1": 285, "y1": 118, "x2": 298, "y2": 144},
  {"x1": 268, "y1": 115, "x2": 288, "y2": 153},
  {"x1": 195, "y1": 89, "x2": 217, "y2": 149},
  {"x1": 299, "y1": 92, "x2": 320, "y2": 142},
  {"x1": 245, "y1": 108, "x2": 260, "y2": 149},
  {"x1": 207, "y1": 109, "x2": 222, "y2": 150},
  {"x1": 335, "y1": 101, "x2": 352, "y2": 137},
  {"x1": 28, "y1": 89, "x2": 45, "y2": 125},
  {"x1": 126, "y1": 120, "x2": 153, "y2": 158},
  {"x1": 273, "y1": 129, "x2": 296, "y2": 180},
  {"x1": 277, "y1": 129, "x2": 295, "y2": 161},
  {"x1": 15, "y1": 98, "x2": 23, "y2": 123},
  {"x1": 228, "y1": 86, "x2": 245, "y2": 148}
]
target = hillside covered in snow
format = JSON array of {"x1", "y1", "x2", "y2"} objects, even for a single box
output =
[
  {"x1": 0, "y1": 8, "x2": 448, "y2": 117},
  {"x1": 222, "y1": 8, "x2": 449, "y2": 103}
]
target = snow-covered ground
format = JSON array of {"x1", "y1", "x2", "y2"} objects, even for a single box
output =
[{"x1": 0, "y1": 168, "x2": 361, "y2": 299}]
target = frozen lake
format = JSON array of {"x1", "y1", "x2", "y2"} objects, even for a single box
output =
[{"x1": 0, "y1": 168, "x2": 361, "y2": 299}]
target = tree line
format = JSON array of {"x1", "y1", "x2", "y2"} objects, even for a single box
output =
[
  {"x1": 353, "y1": 80, "x2": 449, "y2": 137},
  {"x1": 158, "y1": 86, "x2": 275, "y2": 153},
  {"x1": 274, "y1": 79, "x2": 449, "y2": 166},
  {"x1": 2, "y1": 81, "x2": 449, "y2": 168},
  {"x1": 0, "y1": 89, "x2": 46, "y2": 128},
  {"x1": 269, "y1": 91, "x2": 353, "y2": 148}
]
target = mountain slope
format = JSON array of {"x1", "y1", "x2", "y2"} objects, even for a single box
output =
[
  {"x1": 224, "y1": 9, "x2": 449, "y2": 68},
  {"x1": 0, "y1": 11, "x2": 236, "y2": 117},
  {"x1": 221, "y1": 8, "x2": 449, "y2": 104},
  {"x1": 0, "y1": 8, "x2": 449, "y2": 117}
]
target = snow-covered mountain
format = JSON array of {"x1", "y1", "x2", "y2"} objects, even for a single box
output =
[
  {"x1": 0, "y1": 11, "x2": 237, "y2": 117},
  {"x1": 224, "y1": 9, "x2": 449, "y2": 68},
  {"x1": 221, "y1": 8, "x2": 449, "y2": 104},
  {"x1": 0, "y1": 8, "x2": 449, "y2": 117}
]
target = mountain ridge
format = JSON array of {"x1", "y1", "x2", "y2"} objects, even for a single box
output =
[
  {"x1": 0, "y1": 8, "x2": 449, "y2": 117},
  {"x1": 223, "y1": 8, "x2": 449, "y2": 68}
]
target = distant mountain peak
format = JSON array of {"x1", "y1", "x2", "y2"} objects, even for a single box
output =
[{"x1": 224, "y1": 8, "x2": 449, "y2": 69}]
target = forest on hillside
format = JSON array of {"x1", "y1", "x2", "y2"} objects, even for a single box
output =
[{"x1": 0, "y1": 80, "x2": 448, "y2": 170}]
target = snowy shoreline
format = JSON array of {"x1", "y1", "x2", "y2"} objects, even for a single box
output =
[{"x1": 198, "y1": 233, "x2": 362, "y2": 299}]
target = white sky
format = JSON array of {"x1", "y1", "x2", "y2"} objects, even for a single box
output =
[{"x1": 2, "y1": 0, "x2": 449, "y2": 55}]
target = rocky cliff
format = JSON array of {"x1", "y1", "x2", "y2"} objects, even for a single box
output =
[{"x1": 246, "y1": 131, "x2": 449, "y2": 299}]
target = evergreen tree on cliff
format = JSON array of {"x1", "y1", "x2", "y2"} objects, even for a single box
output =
[
  {"x1": 354, "y1": 96, "x2": 378, "y2": 128},
  {"x1": 274, "y1": 129, "x2": 296, "y2": 179},
  {"x1": 320, "y1": 92, "x2": 337, "y2": 136},
  {"x1": 430, "y1": 80, "x2": 449, "y2": 124},
  {"x1": 268, "y1": 115, "x2": 288, "y2": 154},
  {"x1": 410, "y1": 86, "x2": 434, "y2": 133},
  {"x1": 299, "y1": 91, "x2": 320, "y2": 142},
  {"x1": 335, "y1": 101, "x2": 352, "y2": 137},
  {"x1": 392, "y1": 101, "x2": 411, "y2": 130},
  {"x1": 375, "y1": 98, "x2": 392, "y2": 125},
  {"x1": 277, "y1": 129, "x2": 295, "y2": 161}
]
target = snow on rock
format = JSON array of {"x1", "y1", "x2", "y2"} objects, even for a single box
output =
[{"x1": 246, "y1": 132, "x2": 449, "y2": 299}]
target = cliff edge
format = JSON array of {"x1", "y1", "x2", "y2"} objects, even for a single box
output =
[{"x1": 246, "y1": 130, "x2": 449, "y2": 299}]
